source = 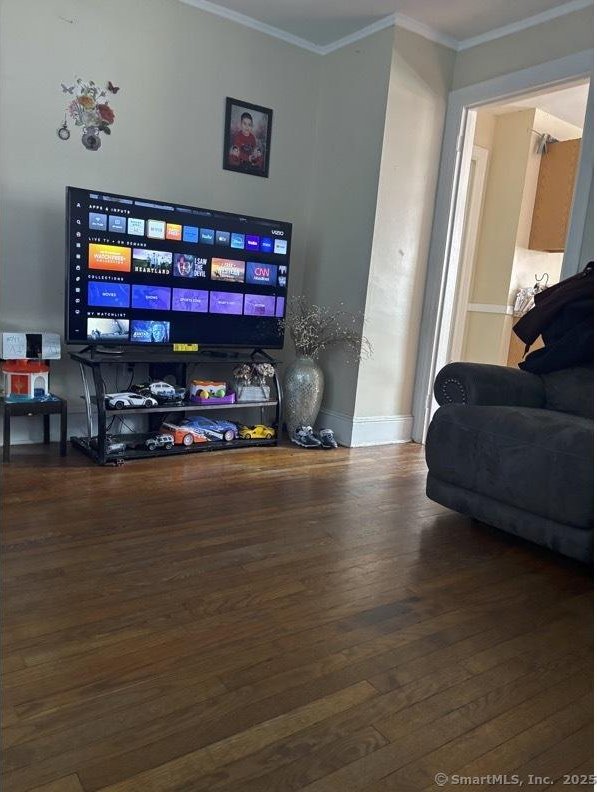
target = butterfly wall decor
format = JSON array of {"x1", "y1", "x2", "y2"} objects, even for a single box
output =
[{"x1": 58, "y1": 77, "x2": 121, "y2": 150}]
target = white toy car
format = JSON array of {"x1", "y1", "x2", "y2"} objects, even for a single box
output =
[
  {"x1": 132, "y1": 381, "x2": 187, "y2": 403},
  {"x1": 105, "y1": 392, "x2": 158, "y2": 409}
]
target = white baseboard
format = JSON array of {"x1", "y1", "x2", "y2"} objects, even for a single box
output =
[
  {"x1": 317, "y1": 409, "x2": 413, "y2": 447},
  {"x1": 315, "y1": 408, "x2": 354, "y2": 447}
]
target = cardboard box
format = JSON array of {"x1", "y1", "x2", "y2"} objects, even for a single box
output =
[{"x1": 0, "y1": 332, "x2": 61, "y2": 360}]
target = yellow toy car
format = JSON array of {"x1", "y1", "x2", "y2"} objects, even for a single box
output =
[{"x1": 238, "y1": 424, "x2": 276, "y2": 440}]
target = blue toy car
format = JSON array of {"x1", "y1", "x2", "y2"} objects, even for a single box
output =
[{"x1": 181, "y1": 416, "x2": 238, "y2": 442}]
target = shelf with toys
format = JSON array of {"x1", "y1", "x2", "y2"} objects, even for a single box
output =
[{"x1": 69, "y1": 349, "x2": 282, "y2": 465}]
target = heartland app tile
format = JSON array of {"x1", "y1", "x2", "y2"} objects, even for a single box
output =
[
  {"x1": 215, "y1": 230, "x2": 230, "y2": 246},
  {"x1": 172, "y1": 288, "x2": 209, "y2": 312},
  {"x1": 183, "y1": 225, "x2": 199, "y2": 243},
  {"x1": 132, "y1": 248, "x2": 173, "y2": 275},
  {"x1": 246, "y1": 262, "x2": 277, "y2": 286},
  {"x1": 230, "y1": 233, "x2": 245, "y2": 249},
  {"x1": 127, "y1": 217, "x2": 145, "y2": 236},
  {"x1": 89, "y1": 212, "x2": 107, "y2": 231},
  {"x1": 209, "y1": 291, "x2": 243, "y2": 315},
  {"x1": 274, "y1": 239, "x2": 288, "y2": 255},
  {"x1": 200, "y1": 228, "x2": 215, "y2": 244},
  {"x1": 244, "y1": 294, "x2": 275, "y2": 317},
  {"x1": 108, "y1": 215, "x2": 126, "y2": 233},
  {"x1": 147, "y1": 219, "x2": 166, "y2": 239},
  {"x1": 131, "y1": 284, "x2": 171, "y2": 311},
  {"x1": 166, "y1": 223, "x2": 182, "y2": 241},
  {"x1": 88, "y1": 281, "x2": 130, "y2": 308},
  {"x1": 130, "y1": 320, "x2": 170, "y2": 343},
  {"x1": 245, "y1": 235, "x2": 260, "y2": 251},
  {"x1": 260, "y1": 237, "x2": 273, "y2": 253}
]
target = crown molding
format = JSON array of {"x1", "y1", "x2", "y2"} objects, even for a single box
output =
[
  {"x1": 179, "y1": 0, "x2": 593, "y2": 57},
  {"x1": 318, "y1": 15, "x2": 402, "y2": 55},
  {"x1": 319, "y1": 12, "x2": 458, "y2": 54},
  {"x1": 457, "y1": 0, "x2": 594, "y2": 51},
  {"x1": 391, "y1": 12, "x2": 459, "y2": 50},
  {"x1": 179, "y1": 0, "x2": 457, "y2": 53},
  {"x1": 178, "y1": 0, "x2": 323, "y2": 53}
]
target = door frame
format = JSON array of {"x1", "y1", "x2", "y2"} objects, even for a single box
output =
[
  {"x1": 412, "y1": 49, "x2": 593, "y2": 443},
  {"x1": 449, "y1": 144, "x2": 489, "y2": 361}
]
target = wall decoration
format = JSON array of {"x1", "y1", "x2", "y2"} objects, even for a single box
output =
[
  {"x1": 223, "y1": 98, "x2": 272, "y2": 178},
  {"x1": 58, "y1": 78, "x2": 119, "y2": 151}
]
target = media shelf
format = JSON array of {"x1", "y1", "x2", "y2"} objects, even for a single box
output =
[{"x1": 69, "y1": 349, "x2": 282, "y2": 465}]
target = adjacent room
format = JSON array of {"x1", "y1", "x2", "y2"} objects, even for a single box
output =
[{"x1": 1, "y1": 0, "x2": 593, "y2": 790}]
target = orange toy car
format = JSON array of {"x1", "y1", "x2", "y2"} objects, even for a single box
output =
[{"x1": 160, "y1": 420, "x2": 208, "y2": 447}]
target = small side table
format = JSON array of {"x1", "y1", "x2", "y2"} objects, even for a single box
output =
[{"x1": 1, "y1": 397, "x2": 67, "y2": 463}]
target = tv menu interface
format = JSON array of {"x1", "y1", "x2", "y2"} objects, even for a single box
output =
[{"x1": 66, "y1": 187, "x2": 291, "y2": 347}]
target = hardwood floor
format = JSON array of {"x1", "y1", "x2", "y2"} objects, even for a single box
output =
[{"x1": 1, "y1": 442, "x2": 593, "y2": 791}]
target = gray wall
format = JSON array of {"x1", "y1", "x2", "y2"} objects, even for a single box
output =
[
  {"x1": 452, "y1": 6, "x2": 594, "y2": 89},
  {"x1": 303, "y1": 27, "x2": 395, "y2": 419},
  {"x1": 0, "y1": 0, "x2": 320, "y2": 441}
]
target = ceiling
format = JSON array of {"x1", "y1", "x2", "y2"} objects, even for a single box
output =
[
  {"x1": 489, "y1": 81, "x2": 590, "y2": 128},
  {"x1": 181, "y1": 0, "x2": 593, "y2": 51}
]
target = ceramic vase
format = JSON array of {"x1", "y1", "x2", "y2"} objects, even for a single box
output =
[{"x1": 283, "y1": 356, "x2": 324, "y2": 437}]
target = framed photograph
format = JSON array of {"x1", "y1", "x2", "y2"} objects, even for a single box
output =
[{"x1": 223, "y1": 97, "x2": 272, "y2": 178}]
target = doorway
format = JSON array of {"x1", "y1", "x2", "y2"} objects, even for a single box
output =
[
  {"x1": 451, "y1": 80, "x2": 590, "y2": 369},
  {"x1": 412, "y1": 50, "x2": 593, "y2": 442}
]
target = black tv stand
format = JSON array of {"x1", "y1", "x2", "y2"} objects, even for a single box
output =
[
  {"x1": 251, "y1": 348, "x2": 276, "y2": 363},
  {"x1": 79, "y1": 345, "x2": 126, "y2": 357},
  {"x1": 69, "y1": 348, "x2": 283, "y2": 465}
]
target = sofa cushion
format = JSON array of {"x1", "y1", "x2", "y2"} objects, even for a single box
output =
[
  {"x1": 542, "y1": 367, "x2": 594, "y2": 419},
  {"x1": 426, "y1": 405, "x2": 593, "y2": 529}
]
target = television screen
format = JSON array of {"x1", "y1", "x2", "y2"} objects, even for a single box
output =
[{"x1": 65, "y1": 186, "x2": 291, "y2": 348}]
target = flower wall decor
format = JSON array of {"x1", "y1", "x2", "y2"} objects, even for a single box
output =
[{"x1": 58, "y1": 78, "x2": 120, "y2": 151}]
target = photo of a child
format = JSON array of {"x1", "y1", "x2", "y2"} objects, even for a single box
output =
[{"x1": 223, "y1": 98, "x2": 272, "y2": 178}]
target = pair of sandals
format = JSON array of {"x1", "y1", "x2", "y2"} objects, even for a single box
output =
[{"x1": 292, "y1": 426, "x2": 338, "y2": 449}]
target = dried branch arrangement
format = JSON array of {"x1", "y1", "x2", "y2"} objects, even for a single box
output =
[{"x1": 279, "y1": 297, "x2": 372, "y2": 362}]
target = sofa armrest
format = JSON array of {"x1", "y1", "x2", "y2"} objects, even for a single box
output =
[{"x1": 434, "y1": 363, "x2": 546, "y2": 407}]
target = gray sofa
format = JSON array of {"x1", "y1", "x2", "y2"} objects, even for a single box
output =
[{"x1": 426, "y1": 363, "x2": 593, "y2": 563}]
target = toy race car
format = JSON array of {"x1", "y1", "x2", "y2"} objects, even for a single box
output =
[
  {"x1": 160, "y1": 420, "x2": 208, "y2": 447},
  {"x1": 105, "y1": 392, "x2": 158, "y2": 409},
  {"x1": 237, "y1": 424, "x2": 276, "y2": 440},
  {"x1": 132, "y1": 381, "x2": 187, "y2": 404},
  {"x1": 182, "y1": 416, "x2": 238, "y2": 442},
  {"x1": 145, "y1": 433, "x2": 174, "y2": 451}
]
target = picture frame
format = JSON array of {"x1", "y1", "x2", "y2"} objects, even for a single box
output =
[{"x1": 223, "y1": 97, "x2": 272, "y2": 178}]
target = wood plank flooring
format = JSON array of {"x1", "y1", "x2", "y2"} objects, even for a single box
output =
[{"x1": 1, "y1": 442, "x2": 593, "y2": 791}]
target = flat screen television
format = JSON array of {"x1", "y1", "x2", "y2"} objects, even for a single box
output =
[{"x1": 65, "y1": 186, "x2": 291, "y2": 348}]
